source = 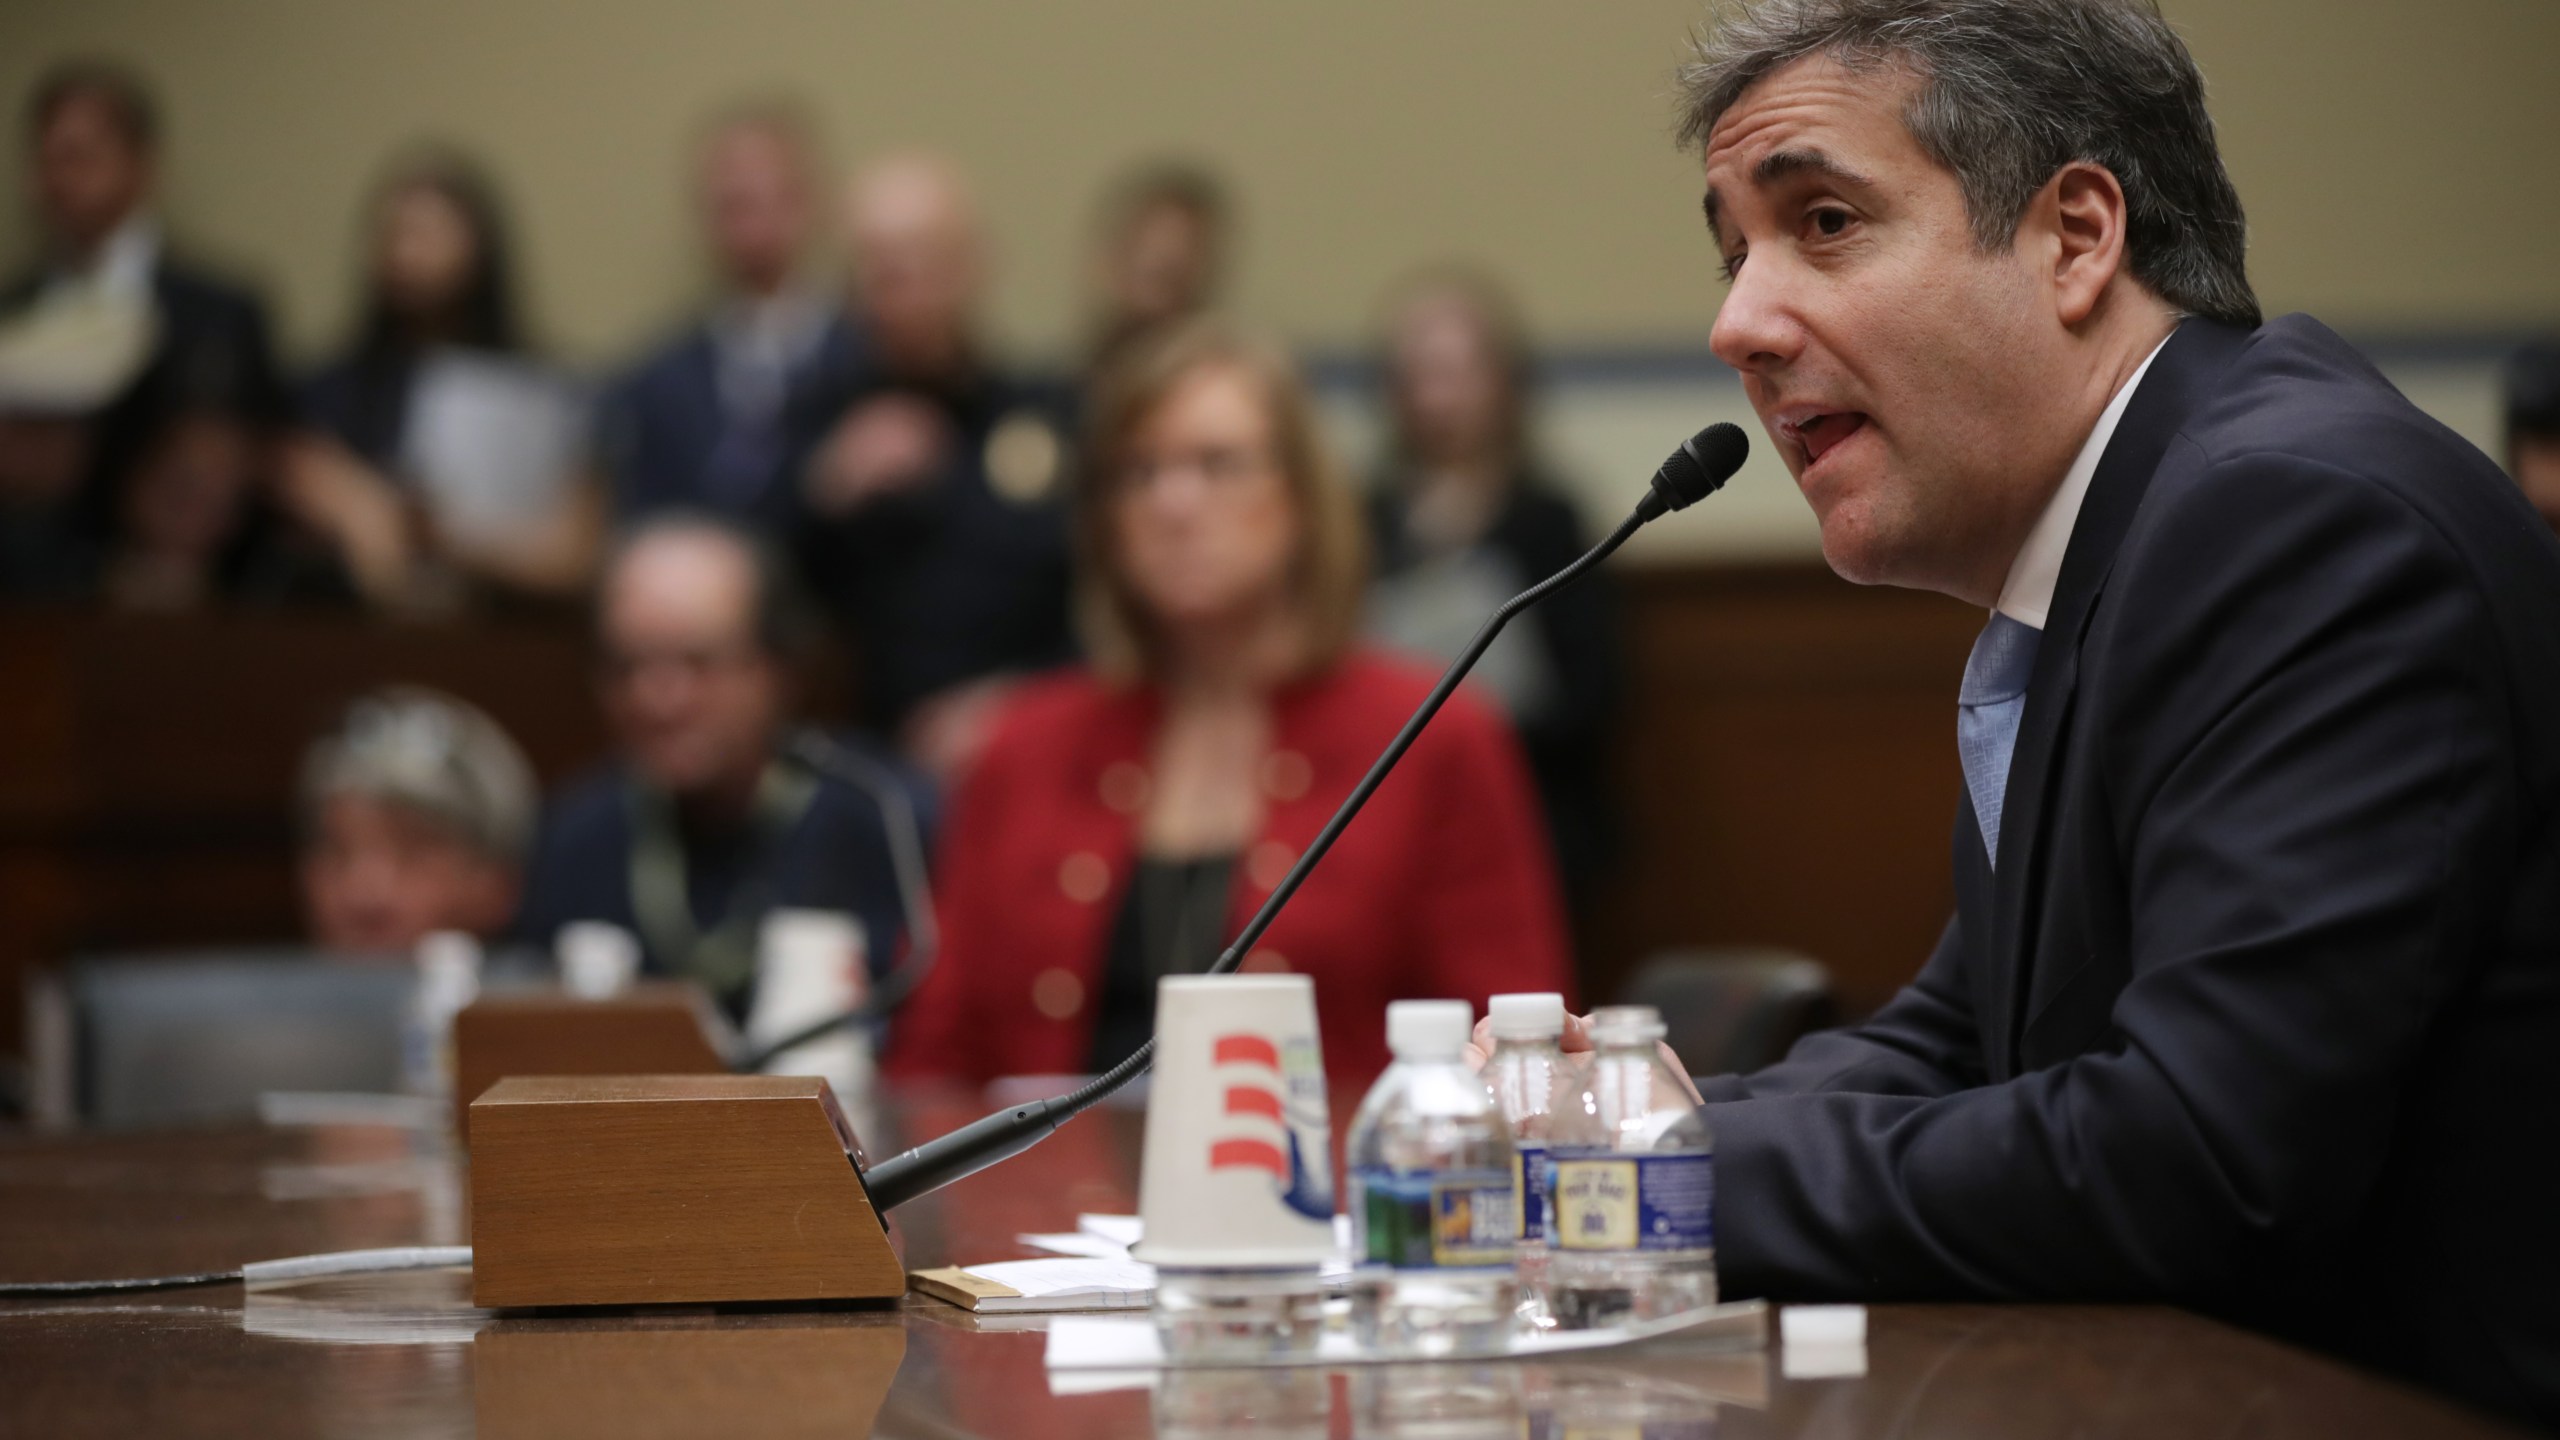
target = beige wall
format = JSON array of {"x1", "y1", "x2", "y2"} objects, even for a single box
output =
[{"x1": 3, "y1": 0, "x2": 2556, "y2": 373}]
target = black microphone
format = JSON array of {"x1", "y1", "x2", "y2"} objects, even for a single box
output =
[{"x1": 858, "y1": 423, "x2": 1748, "y2": 1213}]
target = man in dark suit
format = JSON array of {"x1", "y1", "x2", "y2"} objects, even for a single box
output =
[
  {"x1": 792, "y1": 154, "x2": 1077, "y2": 769},
  {"x1": 593, "y1": 103, "x2": 862, "y2": 531},
  {"x1": 511, "y1": 514, "x2": 930, "y2": 1022},
  {"x1": 1655, "y1": 0, "x2": 2560, "y2": 1424},
  {"x1": 1, "y1": 59, "x2": 289, "y2": 596}
]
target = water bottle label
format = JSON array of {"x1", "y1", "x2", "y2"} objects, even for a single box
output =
[
  {"x1": 1513, "y1": 1141, "x2": 1550, "y2": 1243},
  {"x1": 1549, "y1": 1151, "x2": 1714, "y2": 1253},
  {"x1": 1354, "y1": 1166, "x2": 1517, "y2": 1269}
]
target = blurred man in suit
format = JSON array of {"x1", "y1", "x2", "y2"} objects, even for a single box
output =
[
  {"x1": 1645, "y1": 0, "x2": 2560, "y2": 1423},
  {"x1": 795, "y1": 154, "x2": 1076, "y2": 777},
  {"x1": 2, "y1": 59, "x2": 289, "y2": 597},
  {"x1": 511, "y1": 514, "x2": 926, "y2": 1021},
  {"x1": 594, "y1": 103, "x2": 861, "y2": 530}
]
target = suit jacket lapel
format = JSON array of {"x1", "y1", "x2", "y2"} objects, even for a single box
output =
[{"x1": 1987, "y1": 318, "x2": 2255, "y2": 1065}]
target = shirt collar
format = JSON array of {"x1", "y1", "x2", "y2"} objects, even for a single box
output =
[
  {"x1": 1993, "y1": 331, "x2": 2174, "y2": 630},
  {"x1": 54, "y1": 215, "x2": 160, "y2": 302}
]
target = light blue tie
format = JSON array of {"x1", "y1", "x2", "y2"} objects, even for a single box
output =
[{"x1": 1959, "y1": 613, "x2": 2042, "y2": 867}]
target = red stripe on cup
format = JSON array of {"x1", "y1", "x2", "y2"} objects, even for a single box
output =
[
  {"x1": 1223, "y1": 1086, "x2": 1285, "y2": 1123},
  {"x1": 1208, "y1": 1138, "x2": 1289, "y2": 1176},
  {"x1": 1212, "y1": 1034, "x2": 1281, "y2": 1070}
]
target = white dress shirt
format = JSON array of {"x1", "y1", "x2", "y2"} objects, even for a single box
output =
[
  {"x1": 1994, "y1": 332, "x2": 2175, "y2": 630},
  {"x1": 44, "y1": 215, "x2": 160, "y2": 304}
]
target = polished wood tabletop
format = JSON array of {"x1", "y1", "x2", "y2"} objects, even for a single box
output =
[{"x1": 0, "y1": 1091, "x2": 2526, "y2": 1439}]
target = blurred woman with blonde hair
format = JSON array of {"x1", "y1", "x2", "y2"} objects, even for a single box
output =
[{"x1": 887, "y1": 318, "x2": 1572, "y2": 1089}]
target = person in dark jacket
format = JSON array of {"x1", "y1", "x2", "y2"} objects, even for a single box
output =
[
  {"x1": 594, "y1": 102, "x2": 862, "y2": 532},
  {"x1": 2, "y1": 58, "x2": 289, "y2": 599},
  {"x1": 512, "y1": 513, "x2": 928, "y2": 1021},
  {"x1": 794, "y1": 154, "x2": 1077, "y2": 777},
  {"x1": 290, "y1": 147, "x2": 596, "y2": 611},
  {"x1": 1365, "y1": 266, "x2": 1620, "y2": 908},
  {"x1": 1496, "y1": 1, "x2": 2560, "y2": 1426}
]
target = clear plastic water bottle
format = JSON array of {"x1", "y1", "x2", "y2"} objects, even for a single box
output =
[
  {"x1": 1545, "y1": 1005, "x2": 1717, "y2": 1329},
  {"x1": 1347, "y1": 1000, "x2": 1520, "y2": 1356},
  {"x1": 1482, "y1": 992, "x2": 1575, "y2": 1328},
  {"x1": 401, "y1": 930, "x2": 482, "y2": 1103}
]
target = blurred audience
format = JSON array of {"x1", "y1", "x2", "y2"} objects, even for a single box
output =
[
  {"x1": 83, "y1": 359, "x2": 354, "y2": 611},
  {"x1": 299, "y1": 686, "x2": 536, "y2": 953},
  {"x1": 885, "y1": 319, "x2": 1572, "y2": 1091},
  {"x1": 596, "y1": 102, "x2": 860, "y2": 529},
  {"x1": 511, "y1": 513, "x2": 926, "y2": 1020},
  {"x1": 290, "y1": 147, "x2": 598, "y2": 613},
  {"x1": 2507, "y1": 340, "x2": 2560, "y2": 538},
  {"x1": 1086, "y1": 161, "x2": 1231, "y2": 375},
  {"x1": 1365, "y1": 267, "x2": 1620, "y2": 908},
  {"x1": 2, "y1": 58, "x2": 289, "y2": 600},
  {"x1": 797, "y1": 153, "x2": 1076, "y2": 774}
]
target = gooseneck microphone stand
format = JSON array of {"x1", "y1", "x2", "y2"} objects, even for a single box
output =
[{"x1": 859, "y1": 423, "x2": 1750, "y2": 1212}]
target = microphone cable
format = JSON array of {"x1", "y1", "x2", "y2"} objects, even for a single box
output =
[{"x1": 0, "y1": 1246, "x2": 473, "y2": 1298}]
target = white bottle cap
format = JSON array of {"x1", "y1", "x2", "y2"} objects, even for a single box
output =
[
  {"x1": 1487, "y1": 992, "x2": 1566, "y2": 1040},
  {"x1": 414, "y1": 930, "x2": 482, "y2": 981},
  {"x1": 1386, "y1": 999, "x2": 1473, "y2": 1060}
]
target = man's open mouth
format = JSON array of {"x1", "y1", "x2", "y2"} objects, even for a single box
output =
[{"x1": 1792, "y1": 412, "x2": 1870, "y2": 466}]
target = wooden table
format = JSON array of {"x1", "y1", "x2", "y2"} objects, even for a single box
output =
[{"x1": 0, "y1": 1094, "x2": 2525, "y2": 1439}]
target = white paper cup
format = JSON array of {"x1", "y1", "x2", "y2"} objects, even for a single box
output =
[
  {"x1": 556, "y1": 921, "x2": 640, "y2": 999},
  {"x1": 1132, "y1": 974, "x2": 1337, "y2": 1268}
]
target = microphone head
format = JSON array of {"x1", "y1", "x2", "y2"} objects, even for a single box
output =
[{"x1": 1651, "y1": 423, "x2": 1749, "y2": 514}]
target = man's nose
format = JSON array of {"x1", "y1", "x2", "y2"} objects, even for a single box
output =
[{"x1": 1709, "y1": 262, "x2": 1806, "y2": 378}]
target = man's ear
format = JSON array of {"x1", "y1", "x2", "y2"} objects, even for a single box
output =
[{"x1": 2045, "y1": 161, "x2": 2131, "y2": 329}]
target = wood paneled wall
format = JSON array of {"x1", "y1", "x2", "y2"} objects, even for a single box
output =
[
  {"x1": 0, "y1": 564, "x2": 1981, "y2": 1067},
  {"x1": 0, "y1": 611, "x2": 612, "y2": 1055},
  {"x1": 1581, "y1": 565, "x2": 1980, "y2": 1016}
]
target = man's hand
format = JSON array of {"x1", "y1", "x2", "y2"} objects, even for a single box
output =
[
  {"x1": 1464, "y1": 1011, "x2": 1704, "y2": 1108},
  {"x1": 804, "y1": 394, "x2": 953, "y2": 517}
]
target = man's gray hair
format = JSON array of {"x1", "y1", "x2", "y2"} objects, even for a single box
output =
[
  {"x1": 300, "y1": 687, "x2": 537, "y2": 862},
  {"x1": 1678, "y1": 0, "x2": 2260, "y2": 329}
]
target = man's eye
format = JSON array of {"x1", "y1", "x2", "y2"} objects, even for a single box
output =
[
  {"x1": 1719, "y1": 251, "x2": 1746, "y2": 282},
  {"x1": 1810, "y1": 208, "x2": 1851, "y2": 238}
]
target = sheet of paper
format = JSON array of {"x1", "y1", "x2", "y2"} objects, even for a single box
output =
[
  {"x1": 967, "y1": 1255, "x2": 1157, "y2": 1299},
  {"x1": 1078, "y1": 1214, "x2": 1144, "y2": 1248},
  {"x1": 1019, "y1": 1231, "x2": 1133, "y2": 1259}
]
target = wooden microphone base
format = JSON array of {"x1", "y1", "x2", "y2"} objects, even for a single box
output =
[
  {"x1": 450, "y1": 985, "x2": 732, "y2": 1141},
  {"x1": 467, "y1": 1075, "x2": 905, "y2": 1309}
]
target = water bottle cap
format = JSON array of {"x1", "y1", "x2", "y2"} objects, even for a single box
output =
[
  {"x1": 414, "y1": 930, "x2": 482, "y2": 979},
  {"x1": 1586, "y1": 1004, "x2": 1668, "y2": 1046},
  {"x1": 1385, "y1": 999, "x2": 1473, "y2": 1059},
  {"x1": 1486, "y1": 992, "x2": 1566, "y2": 1039}
]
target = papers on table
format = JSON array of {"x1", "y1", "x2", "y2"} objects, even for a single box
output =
[
  {"x1": 908, "y1": 1256, "x2": 1156, "y2": 1313},
  {"x1": 1019, "y1": 1213, "x2": 1144, "y2": 1259}
]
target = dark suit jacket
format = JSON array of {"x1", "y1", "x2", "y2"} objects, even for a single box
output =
[
  {"x1": 593, "y1": 311, "x2": 864, "y2": 528},
  {"x1": 1696, "y1": 316, "x2": 2560, "y2": 1426},
  {"x1": 1, "y1": 255, "x2": 292, "y2": 598},
  {"x1": 509, "y1": 736, "x2": 933, "y2": 1022}
]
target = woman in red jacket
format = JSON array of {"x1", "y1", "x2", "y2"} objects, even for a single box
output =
[{"x1": 885, "y1": 319, "x2": 1574, "y2": 1092}]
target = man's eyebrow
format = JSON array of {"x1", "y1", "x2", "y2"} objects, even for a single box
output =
[
  {"x1": 1754, "y1": 146, "x2": 1875, "y2": 192},
  {"x1": 1705, "y1": 147, "x2": 1879, "y2": 241}
]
